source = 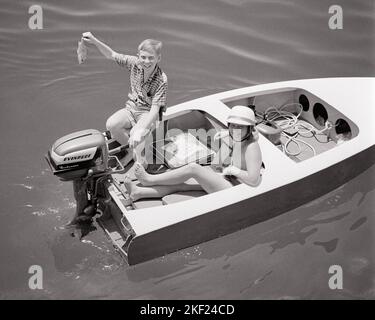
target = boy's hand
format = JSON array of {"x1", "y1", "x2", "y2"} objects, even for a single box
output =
[
  {"x1": 82, "y1": 32, "x2": 96, "y2": 44},
  {"x1": 129, "y1": 128, "x2": 149, "y2": 148}
]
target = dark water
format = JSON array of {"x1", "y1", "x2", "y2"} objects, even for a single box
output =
[{"x1": 0, "y1": 0, "x2": 374, "y2": 299}]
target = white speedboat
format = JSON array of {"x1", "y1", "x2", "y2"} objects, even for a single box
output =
[{"x1": 46, "y1": 77, "x2": 375, "y2": 265}]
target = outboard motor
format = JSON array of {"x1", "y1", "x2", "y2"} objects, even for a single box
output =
[
  {"x1": 46, "y1": 129, "x2": 108, "y2": 180},
  {"x1": 45, "y1": 129, "x2": 124, "y2": 222}
]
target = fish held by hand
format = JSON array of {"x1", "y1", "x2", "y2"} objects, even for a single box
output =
[{"x1": 77, "y1": 39, "x2": 88, "y2": 64}]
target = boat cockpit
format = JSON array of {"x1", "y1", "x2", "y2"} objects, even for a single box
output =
[
  {"x1": 111, "y1": 109, "x2": 229, "y2": 210},
  {"x1": 111, "y1": 86, "x2": 358, "y2": 211}
]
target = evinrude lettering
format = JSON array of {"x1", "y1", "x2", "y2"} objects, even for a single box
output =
[{"x1": 63, "y1": 154, "x2": 91, "y2": 161}]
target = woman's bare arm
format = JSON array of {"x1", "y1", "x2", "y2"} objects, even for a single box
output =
[{"x1": 234, "y1": 142, "x2": 262, "y2": 186}]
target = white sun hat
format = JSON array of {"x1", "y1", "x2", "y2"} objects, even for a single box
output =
[{"x1": 227, "y1": 105, "x2": 256, "y2": 126}]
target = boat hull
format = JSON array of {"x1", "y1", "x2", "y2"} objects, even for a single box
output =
[{"x1": 126, "y1": 144, "x2": 374, "y2": 265}]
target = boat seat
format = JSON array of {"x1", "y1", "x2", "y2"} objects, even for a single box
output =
[{"x1": 162, "y1": 190, "x2": 207, "y2": 205}]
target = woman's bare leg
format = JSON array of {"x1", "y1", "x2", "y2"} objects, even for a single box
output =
[
  {"x1": 134, "y1": 162, "x2": 232, "y2": 193},
  {"x1": 124, "y1": 178, "x2": 203, "y2": 201}
]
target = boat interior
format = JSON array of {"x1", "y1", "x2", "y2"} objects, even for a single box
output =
[
  {"x1": 110, "y1": 110, "x2": 226, "y2": 211},
  {"x1": 223, "y1": 87, "x2": 358, "y2": 162},
  {"x1": 109, "y1": 87, "x2": 358, "y2": 212}
]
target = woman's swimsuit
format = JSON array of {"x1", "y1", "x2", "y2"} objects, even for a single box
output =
[
  {"x1": 223, "y1": 174, "x2": 241, "y2": 186},
  {"x1": 214, "y1": 135, "x2": 265, "y2": 186}
]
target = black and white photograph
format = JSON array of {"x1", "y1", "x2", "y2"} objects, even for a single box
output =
[{"x1": 0, "y1": 0, "x2": 374, "y2": 303}]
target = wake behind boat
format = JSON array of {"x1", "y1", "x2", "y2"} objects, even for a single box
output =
[{"x1": 46, "y1": 77, "x2": 375, "y2": 265}]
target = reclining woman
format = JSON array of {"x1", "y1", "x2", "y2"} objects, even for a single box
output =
[{"x1": 124, "y1": 106, "x2": 263, "y2": 202}]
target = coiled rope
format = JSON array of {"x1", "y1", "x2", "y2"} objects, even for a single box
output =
[{"x1": 256, "y1": 103, "x2": 333, "y2": 157}]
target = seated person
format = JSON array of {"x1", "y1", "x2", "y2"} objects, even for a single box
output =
[
  {"x1": 123, "y1": 106, "x2": 263, "y2": 202},
  {"x1": 81, "y1": 32, "x2": 168, "y2": 165}
]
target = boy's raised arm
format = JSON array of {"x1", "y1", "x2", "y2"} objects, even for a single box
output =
[{"x1": 82, "y1": 32, "x2": 118, "y2": 60}]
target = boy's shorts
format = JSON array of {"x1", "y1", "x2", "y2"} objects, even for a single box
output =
[{"x1": 123, "y1": 100, "x2": 149, "y2": 127}]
